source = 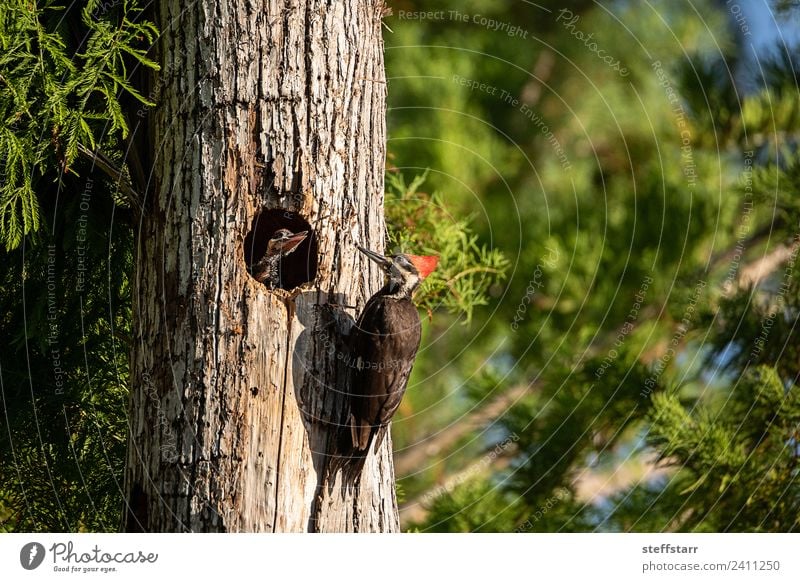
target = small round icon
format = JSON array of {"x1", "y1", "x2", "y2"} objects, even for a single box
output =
[{"x1": 20, "y1": 542, "x2": 46, "y2": 570}]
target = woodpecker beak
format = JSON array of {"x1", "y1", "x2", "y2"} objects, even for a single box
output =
[
  {"x1": 357, "y1": 245, "x2": 392, "y2": 269},
  {"x1": 279, "y1": 231, "x2": 308, "y2": 254}
]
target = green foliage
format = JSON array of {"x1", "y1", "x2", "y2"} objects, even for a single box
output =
[
  {"x1": 0, "y1": 172, "x2": 131, "y2": 531},
  {"x1": 415, "y1": 480, "x2": 521, "y2": 533},
  {"x1": 0, "y1": 0, "x2": 157, "y2": 250},
  {"x1": 0, "y1": 0, "x2": 148, "y2": 531},
  {"x1": 388, "y1": 0, "x2": 800, "y2": 534},
  {"x1": 645, "y1": 367, "x2": 800, "y2": 531},
  {"x1": 385, "y1": 170, "x2": 508, "y2": 323},
  {"x1": 747, "y1": 151, "x2": 800, "y2": 228}
]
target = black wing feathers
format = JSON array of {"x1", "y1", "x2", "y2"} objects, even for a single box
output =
[{"x1": 349, "y1": 294, "x2": 421, "y2": 452}]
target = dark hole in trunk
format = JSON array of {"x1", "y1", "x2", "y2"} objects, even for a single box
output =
[{"x1": 244, "y1": 209, "x2": 317, "y2": 290}]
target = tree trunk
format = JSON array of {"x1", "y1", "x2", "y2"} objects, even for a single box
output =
[{"x1": 124, "y1": 0, "x2": 397, "y2": 532}]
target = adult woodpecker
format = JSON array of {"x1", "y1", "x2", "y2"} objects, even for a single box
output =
[
  {"x1": 349, "y1": 245, "x2": 438, "y2": 453},
  {"x1": 250, "y1": 228, "x2": 308, "y2": 289}
]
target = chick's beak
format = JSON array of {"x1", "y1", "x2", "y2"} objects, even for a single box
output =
[{"x1": 279, "y1": 231, "x2": 308, "y2": 254}]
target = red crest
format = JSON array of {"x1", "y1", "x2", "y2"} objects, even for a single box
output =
[{"x1": 407, "y1": 255, "x2": 439, "y2": 279}]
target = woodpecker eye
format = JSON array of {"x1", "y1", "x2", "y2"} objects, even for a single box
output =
[{"x1": 271, "y1": 229, "x2": 291, "y2": 241}]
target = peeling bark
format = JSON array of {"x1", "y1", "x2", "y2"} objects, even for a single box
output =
[{"x1": 124, "y1": 0, "x2": 396, "y2": 532}]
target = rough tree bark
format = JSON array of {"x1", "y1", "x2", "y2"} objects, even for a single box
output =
[{"x1": 123, "y1": 0, "x2": 397, "y2": 532}]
